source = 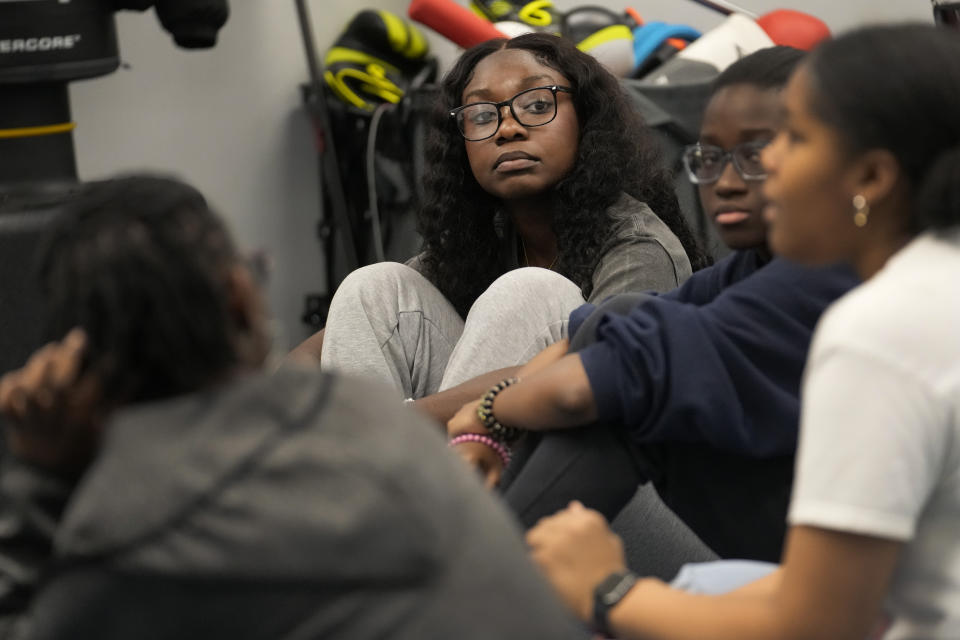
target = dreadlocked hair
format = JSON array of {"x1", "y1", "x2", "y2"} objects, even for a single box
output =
[
  {"x1": 38, "y1": 175, "x2": 240, "y2": 405},
  {"x1": 418, "y1": 32, "x2": 707, "y2": 317}
]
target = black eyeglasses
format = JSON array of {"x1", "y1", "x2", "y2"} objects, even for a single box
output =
[
  {"x1": 682, "y1": 140, "x2": 771, "y2": 184},
  {"x1": 450, "y1": 85, "x2": 573, "y2": 142}
]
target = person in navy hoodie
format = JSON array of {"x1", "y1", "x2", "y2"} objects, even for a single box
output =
[{"x1": 447, "y1": 46, "x2": 859, "y2": 563}]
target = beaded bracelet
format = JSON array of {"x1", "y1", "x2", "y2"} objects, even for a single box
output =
[
  {"x1": 449, "y1": 433, "x2": 511, "y2": 468},
  {"x1": 476, "y1": 377, "x2": 522, "y2": 444}
]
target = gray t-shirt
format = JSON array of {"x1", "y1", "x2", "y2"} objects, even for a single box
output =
[{"x1": 408, "y1": 193, "x2": 692, "y2": 302}]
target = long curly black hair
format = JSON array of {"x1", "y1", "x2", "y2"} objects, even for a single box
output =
[{"x1": 418, "y1": 32, "x2": 707, "y2": 317}]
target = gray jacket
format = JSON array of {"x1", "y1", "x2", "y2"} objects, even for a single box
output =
[
  {"x1": 0, "y1": 367, "x2": 587, "y2": 640},
  {"x1": 587, "y1": 193, "x2": 692, "y2": 301}
]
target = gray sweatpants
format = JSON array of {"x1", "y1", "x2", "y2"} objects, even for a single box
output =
[{"x1": 320, "y1": 262, "x2": 586, "y2": 398}]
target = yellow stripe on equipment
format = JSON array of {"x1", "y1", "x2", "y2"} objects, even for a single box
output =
[
  {"x1": 577, "y1": 24, "x2": 633, "y2": 52},
  {"x1": 518, "y1": 0, "x2": 556, "y2": 27},
  {"x1": 0, "y1": 122, "x2": 76, "y2": 139},
  {"x1": 576, "y1": 24, "x2": 635, "y2": 77},
  {"x1": 324, "y1": 47, "x2": 400, "y2": 75}
]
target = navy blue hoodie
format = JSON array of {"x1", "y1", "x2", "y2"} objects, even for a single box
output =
[
  {"x1": 571, "y1": 250, "x2": 859, "y2": 457},
  {"x1": 566, "y1": 251, "x2": 859, "y2": 559}
]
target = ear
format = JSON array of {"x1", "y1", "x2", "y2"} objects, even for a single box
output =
[
  {"x1": 225, "y1": 263, "x2": 271, "y2": 367},
  {"x1": 225, "y1": 263, "x2": 261, "y2": 331},
  {"x1": 846, "y1": 148, "x2": 902, "y2": 209}
]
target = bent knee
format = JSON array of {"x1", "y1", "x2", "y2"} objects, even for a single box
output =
[
  {"x1": 333, "y1": 262, "x2": 422, "y2": 300},
  {"x1": 482, "y1": 267, "x2": 580, "y2": 303}
]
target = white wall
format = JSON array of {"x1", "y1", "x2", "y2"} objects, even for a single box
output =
[
  {"x1": 69, "y1": 0, "x2": 934, "y2": 349},
  {"x1": 70, "y1": 0, "x2": 413, "y2": 350}
]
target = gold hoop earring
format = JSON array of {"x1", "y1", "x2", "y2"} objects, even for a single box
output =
[{"x1": 853, "y1": 194, "x2": 870, "y2": 228}]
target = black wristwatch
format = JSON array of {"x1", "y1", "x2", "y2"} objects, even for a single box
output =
[{"x1": 592, "y1": 570, "x2": 638, "y2": 637}]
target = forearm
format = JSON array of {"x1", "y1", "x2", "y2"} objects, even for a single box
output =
[
  {"x1": 414, "y1": 367, "x2": 520, "y2": 425},
  {"x1": 607, "y1": 578, "x2": 788, "y2": 640},
  {"x1": 417, "y1": 340, "x2": 571, "y2": 424},
  {"x1": 492, "y1": 354, "x2": 597, "y2": 431},
  {"x1": 605, "y1": 528, "x2": 896, "y2": 640}
]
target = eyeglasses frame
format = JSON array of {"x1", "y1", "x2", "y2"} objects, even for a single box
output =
[
  {"x1": 682, "y1": 139, "x2": 772, "y2": 185},
  {"x1": 449, "y1": 85, "x2": 573, "y2": 142}
]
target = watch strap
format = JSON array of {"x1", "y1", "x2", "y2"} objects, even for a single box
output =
[{"x1": 592, "y1": 570, "x2": 638, "y2": 637}]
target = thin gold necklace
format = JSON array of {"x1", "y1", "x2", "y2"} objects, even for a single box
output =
[{"x1": 521, "y1": 238, "x2": 559, "y2": 271}]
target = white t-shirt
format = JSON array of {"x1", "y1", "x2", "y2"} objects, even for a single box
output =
[{"x1": 789, "y1": 230, "x2": 960, "y2": 639}]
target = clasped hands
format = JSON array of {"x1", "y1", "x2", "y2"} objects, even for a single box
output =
[{"x1": 445, "y1": 339, "x2": 570, "y2": 488}]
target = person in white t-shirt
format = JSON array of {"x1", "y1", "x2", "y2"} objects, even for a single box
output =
[{"x1": 520, "y1": 23, "x2": 960, "y2": 640}]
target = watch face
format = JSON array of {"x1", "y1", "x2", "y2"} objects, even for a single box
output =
[{"x1": 598, "y1": 571, "x2": 637, "y2": 605}]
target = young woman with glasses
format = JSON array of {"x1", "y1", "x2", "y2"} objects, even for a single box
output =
[
  {"x1": 445, "y1": 47, "x2": 858, "y2": 568},
  {"x1": 527, "y1": 23, "x2": 960, "y2": 640},
  {"x1": 289, "y1": 33, "x2": 705, "y2": 417}
]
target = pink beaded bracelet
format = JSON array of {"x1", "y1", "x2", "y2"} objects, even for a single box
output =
[{"x1": 449, "y1": 433, "x2": 512, "y2": 468}]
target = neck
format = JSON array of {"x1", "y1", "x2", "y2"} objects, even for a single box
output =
[
  {"x1": 506, "y1": 197, "x2": 558, "y2": 268},
  {"x1": 852, "y1": 228, "x2": 914, "y2": 280}
]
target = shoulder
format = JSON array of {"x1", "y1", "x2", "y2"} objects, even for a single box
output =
[
  {"x1": 604, "y1": 192, "x2": 672, "y2": 240},
  {"x1": 404, "y1": 253, "x2": 426, "y2": 273},
  {"x1": 58, "y1": 370, "x2": 455, "y2": 548},
  {"x1": 596, "y1": 194, "x2": 692, "y2": 274},
  {"x1": 739, "y1": 258, "x2": 858, "y2": 300},
  {"x1": 702, "y1": 249, "x2": 766, "y2": 285},
  {"x1": 811, "y1": 233, "x2": 960, "y2": 388},
  {"x1": 661, "y1": 250, "x2": 760, "y2": 303}
]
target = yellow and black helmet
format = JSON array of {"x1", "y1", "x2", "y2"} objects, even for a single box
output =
[{"x1": 324, "y1": 10, "x2": 432, "y2": 113}]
